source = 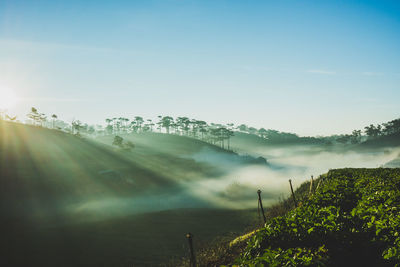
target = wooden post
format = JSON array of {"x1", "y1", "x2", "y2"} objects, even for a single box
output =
[
  {"x1": 186, "y1": 233, "x2": 196, "y2": 267},
  {"x1": 309, "y1": 175, "x2": 314, "y2": 197},
  {"x1": 257, "y1": 189, "x2": 267, "y2": 224},
  {"x1": 315, "y1": 179, "x2": 322, "y2": 192},
  {"x1": 289, "y1": 179, "x2": 297, "y2": 208}
]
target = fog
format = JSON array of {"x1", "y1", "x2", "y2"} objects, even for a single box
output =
[
  {"x1": 178, "y1": 145, "x2": 400, "y2": 209},
  {"x1": 68, "y1": 145, "x2": 400, "y2": 220}
]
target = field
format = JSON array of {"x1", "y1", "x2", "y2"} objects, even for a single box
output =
[
  {"x1": 236, "y1": 168, "x2": 400, "y2": 266},
  {"x1": 3, "y1": 208, "x2": 259, "y2": 266}
]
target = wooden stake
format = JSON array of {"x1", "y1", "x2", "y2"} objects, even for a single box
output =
[
  {"x1": 309, "y1": 175, "x2": 314, "y2": 197},
  {"x1": 257, "y1": 189, "x2": 267, "y2": 224},
  {"x1": 186, "y1": 233, "x2": 196, "y2": 267},
  {"x1": 289, "y1": 179, "x2": 297, "y2": 208},
  {"x1": 315, "y1": 179, "x2": 322, "y2": 192}
]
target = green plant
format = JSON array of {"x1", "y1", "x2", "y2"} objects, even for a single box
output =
[{"x1": 237, "y1": 168, "x2": 400, "y2": 266}]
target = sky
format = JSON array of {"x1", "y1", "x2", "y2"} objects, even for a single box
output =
[{"x1": 0, "y1": 0, "x2": 399, "y2": 136}]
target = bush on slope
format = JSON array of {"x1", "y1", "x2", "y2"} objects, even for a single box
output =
[{"x1": 237, "y1": 168, "x2": 400, "y2": 266}]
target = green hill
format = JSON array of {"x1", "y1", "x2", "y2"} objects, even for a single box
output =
[
  {"x1": 96, "y1": 132, "x2": 269, "y2": 171},
  {"x1": 0, "y1": 121, "x2": 264, "y2": 266},
  {"x1": 0, "y1": 121, "x2": 175, "y2": 218},
  {"x1": 1, "y1": 121, "x2": 268, "y2": 217}
]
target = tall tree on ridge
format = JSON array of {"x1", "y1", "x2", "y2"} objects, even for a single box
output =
[
  {"x1": 146, "y1": 119, "x2": 154, "y2": 132},
  {"x1": 161, "y1": 116, "x2": 174, "y2": 134},
  {"x1": 27, "y1": 107, "x2": 40, "y2": 126},
  {"x1": 196, "y1": 120, "x2": 208, "y2": 140},
  {"x1": 134, "y1": 116, "x2": 144, "y2": 132}
]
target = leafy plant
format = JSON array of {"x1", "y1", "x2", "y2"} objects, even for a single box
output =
[{"x1": 237, "y1": 168, "x2": 400, "y2": 266}]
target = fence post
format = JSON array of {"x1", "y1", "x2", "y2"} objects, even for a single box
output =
[
  {"x1": 315, "y1": 179, "x2": 322, "y2": 192},
  {"x1": 309, "y1": 175, "x2": 314, "y2": 197},
  {"x1": 289, "y1": 179, "x2": 297, "y2": 208},
  {"x1": 186, "y1": 233, "x2": 196, "y2": 267},
  {"x1": 257, "y1": 189, "x2": 267, "y2": 224}
]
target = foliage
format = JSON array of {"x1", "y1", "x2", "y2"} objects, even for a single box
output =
[
  {"x1": 112, "y1": 135, "x2": 135, "y2": 151},
  {"x1": 112, "y1": 135, "x2": 124, "y2": 147},
  {"x1": 176, "y1": 176, "x2": 320, "y2": 267},
  {"x1": 237, "y1": 168, "x2": 400, "y2": 266},
  {"x1": 240, "y1": 246, "x2": 330, "y2": 266}
]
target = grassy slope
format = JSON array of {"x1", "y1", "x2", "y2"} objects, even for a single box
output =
[
  {"x1": 96, "y1": 132, "x2": 268, "y2": 170},
  {"x1": 5, "y1": 208, "x2": 258, "y2": 267},
  {"x1": 95, "y1": 133, "x2": 223, "y2": 183},
  {"x1": 1, "y1": 122, "x2": 251, "y2": 214},
  {"x1": 0, "y1": 121, "x2": 174, "y2": 215},
  {"x1": 0, "y1": 121, "x2": 261, "y2": 266}
]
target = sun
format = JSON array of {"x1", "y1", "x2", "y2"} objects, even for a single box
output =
[{"x1": 0, "y1": 86, "x2": 18, "y2": 109}]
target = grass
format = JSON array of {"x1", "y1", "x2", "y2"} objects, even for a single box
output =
[
  {"x1": 1, "y1": 208, "x2": 259, "y2": 266},
  {"x1": 0, "y1": 121, "x2": 264, "y2": 266}
]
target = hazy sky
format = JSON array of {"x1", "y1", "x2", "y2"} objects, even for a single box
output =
[{"x1": 0, "y1": 0, "x2": 399, "y2": 136}]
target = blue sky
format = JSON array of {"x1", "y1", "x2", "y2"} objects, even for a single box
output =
[{"x1": 0, "y1": 0, "x2": 399, "y2": 135}]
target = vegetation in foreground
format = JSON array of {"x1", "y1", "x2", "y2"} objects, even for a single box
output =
[
  {"x1": 177, "y1": 175, "x2": 320, "y2": 266},
  {"x1": 235, "y1": 168, "x2": 400, "y2": 266}
]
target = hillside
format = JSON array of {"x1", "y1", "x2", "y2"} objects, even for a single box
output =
[
  {"x1": 0, "y1": 121, "x2": 265, "y2": 266},
  {"x1": 230, "y1": 132, "x2": 328, "y2": 152},
  {"x1": 96, "y1": 132, "x2": 269, "y2": 170},
  {"x1": 360, "y1": 132, "x2": 400, "y2": 148},
  {"x1": 235, "y1": 168, "x2": 400, "y2": 266},
  {"x1": 0, "y1": 121, "x2": 269, "y2": 216},
  {"x1": 0, "y1": 121, "x2": 176, "y2": 218}
]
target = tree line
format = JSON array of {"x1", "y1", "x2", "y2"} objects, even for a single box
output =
[
  {"x1": 104, "y1": 116, "x2": 235, "y2": 149},
  {"x1": 2, "y1": 107, "x2": 399, "y2": 148},
  {"x1": 335, "y1": 118, "x2": 400, "y2": 144}
]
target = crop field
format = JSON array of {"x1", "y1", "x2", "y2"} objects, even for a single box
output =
[{"x1": 237, "y1": 168, "x2": 400, "y2": 266}]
